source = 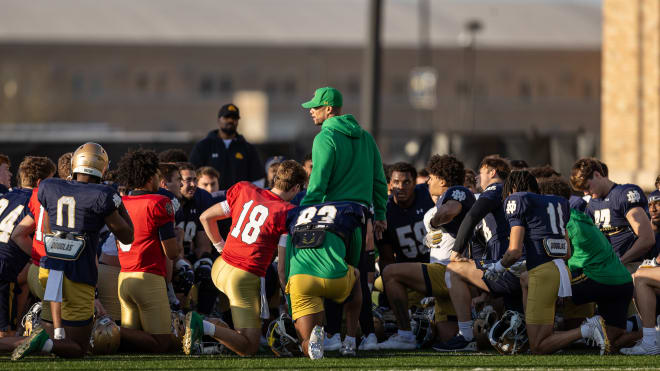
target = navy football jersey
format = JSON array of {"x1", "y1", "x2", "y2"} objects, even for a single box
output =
[
  {"x1": 156, "y1": 188, "x2": 183, "y2": 222},
  {"x1": 586, "y1": 184, "x2": 647, "y2": 258},
  {"x1": 177, "y1": 188, "x2": 215, "y2": 249},
  {"x1": 569, "y1": 195, "x2": 587, "y2": 213},
  {"x1": 0, "y1": 184, "x2": 8, "y2": 196},
  {"x1": 377, "y1": 185, "x2": 434, "y2": 263},
  {"x1": 437, "y1": 186, "x2": 476, "y2": 237},
  {"x1": 478, "y1": 183, "x2": 510, "y2": 260},
  {"x1": 504, "y1": 192, "x2": 570, "y2": 270},
  {"x1": 0, "y1": 188, "x2": 33, "y2": 280},
  {"x1": 286, "y1": 201, "x2": 365, "y2": 242},
  {"x1": 38, "y1": 178, "x2": 121, "y2": 286}
]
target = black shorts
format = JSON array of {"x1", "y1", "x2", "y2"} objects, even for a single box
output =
[
  {"x1": 0, "y1": 281, "x2": 18, "y2": 332},
  {"x1": 483, "y1": 271, "x2": 524, "y2": 313},
  {"x1": 571, "y1": 275, "x2": 633, "y2": 329}
]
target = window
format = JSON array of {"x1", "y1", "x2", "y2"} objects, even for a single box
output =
[{"x1": 199, "y1": 75, "x2": 213, "y2": 97}]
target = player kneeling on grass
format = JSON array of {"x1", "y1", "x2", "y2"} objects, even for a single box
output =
[
  {"x1": 185, "y1": 160, "x2": 306, "y2": 356},
  {"x1": 496, "y1": 170, "x2": 608, "y2": 355},
  {"x1": 539, "y1": 177, "x2": 635, "y2": 352},
  {"x1": 279, "y1": 201, "x2": 367, "y2": 359},
  {"x1": 12, "y1": 143, "x2": 134, "y2": 360},
  {"x1": 378, "y1": 154, "x2": 475, "y2": 350},
  {"x1": 113, "y1": 149, "x2": 182, "y2": 353}
]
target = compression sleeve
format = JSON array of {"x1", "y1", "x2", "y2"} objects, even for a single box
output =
[{"x1": 452, "y1": 197, "x2": 498, "y2": 254}]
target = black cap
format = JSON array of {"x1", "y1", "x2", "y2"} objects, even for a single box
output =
[{"x1": 218, "y1": 103, "x2": 240, "y2": 119}]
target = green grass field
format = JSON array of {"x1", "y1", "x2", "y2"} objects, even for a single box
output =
[{"x1": 2, "y1": 350, "x2": 659, "y2": 370}]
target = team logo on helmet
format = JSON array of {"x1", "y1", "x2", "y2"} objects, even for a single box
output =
[
  {"x1": 89, "y1": 315, "x2": 121, "y2": 355},
  {"x1": 266, "y1": 313, "x2": 302, "y2": 357},
  {"x1": 71, "y1": 142, "x2": 109, "y2": 178}
]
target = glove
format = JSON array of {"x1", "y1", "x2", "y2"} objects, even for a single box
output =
[
  {"x1": 424, "y1": 230, "x2": 443, "y2": 248},
  {"x1": 640, "y1": 258, "x2": 660, "y2": 268},
  {"x1": 484, "y1": 260, "x2": 506, "y2": 281},
  {"x1": 508, "y1": 260, "x2": 527, "y2": 277},
  {"x1": 193, "y1": 255, "x2": 214, "y2": 285}
]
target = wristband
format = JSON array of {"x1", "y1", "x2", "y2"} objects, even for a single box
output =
[{"x1": 54, "y1": 327, "x2": 66, "y2": 340}]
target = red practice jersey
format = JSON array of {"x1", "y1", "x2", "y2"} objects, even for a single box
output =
[
  {"x1": 27, "y1": 187, "x2": 45, "y2": 266},
  {"x1": 118, "y1": 193, "x2": 175, "y2": 277},
  {"x1": 221, "y1": 181, "x2": 292, "y2": 277}
]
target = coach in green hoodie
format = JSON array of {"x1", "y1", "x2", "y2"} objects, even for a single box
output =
[{"x1": 300, "y1": 87, "x2": 388, "y2": 231}]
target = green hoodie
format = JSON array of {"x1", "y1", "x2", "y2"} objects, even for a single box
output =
[{"x1": 301, "y1": 114, "x2": 388, "y2": 221}]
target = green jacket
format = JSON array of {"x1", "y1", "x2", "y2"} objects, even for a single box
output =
[{"x1": 301, "y1": 114, "x2": 388, "y2": 221}]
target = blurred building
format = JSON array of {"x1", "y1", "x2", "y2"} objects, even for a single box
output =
[{"x1": 0, "y1": 0, "x2": 601, "y2": 173}]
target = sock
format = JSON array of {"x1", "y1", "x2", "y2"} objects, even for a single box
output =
[
  {"x1": 398, "y1": 329, "x2": 413, "y2": 339},
  {"x1": 458, "y1": 321, "x2": 474, "y2": 341},
  {"x1": 344, "y1": 335, "x2": 356, "y2": 346},
  {"x1": 580, "y1": 323, "x2": 591, "y2": 338},
  {"x1": 203, "y1": 320, "x2": 215, "y2": 336},
  {"x1": 642, "y1": 327, "x2": 656, "y2": 345},
  {"x1": 41, "y1": 339, "x2": 53, "y2": 353}
]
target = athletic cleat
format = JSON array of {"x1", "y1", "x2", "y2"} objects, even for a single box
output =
[
  {"x1": 378, "y1": 333, "x2": 417, "y2": 350},
  {"x1": 308, "y1": 325, "x2": 324, "y2": 359},
  {"x1": 183, "y1": 311, "x2": 204, "y2": 355},
  {"x1": 324, "y1": 332, "x2": 341, "y2": 351},
  {"x1": 432, "y1": 334, "x2": 478, "y2": 352},
  {"x1": 584, "y1": 315, "x2": 610, "y2": 355},
  {"x1": 358, "y1": 333, "x2": 379, "y2": 351},
  {"x1": 339, "y1": 340, "x2": 356, "y2": 356},
  {"x1": 620, "y1": 340, "x2": 660, "y2": 355},
  {"x1": 12, "y1": 327, "x2": 49, "y2": 361}
]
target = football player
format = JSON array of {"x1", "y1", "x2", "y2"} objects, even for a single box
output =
[
  {"x1": 374, "y1": 162, "x2": 434, "y2": 348},
  {"x1": 12, "y1": 142, "x2": 134, "y2": 360},
  {"x1": 115, "y1": 149, "x2": 181, "y2": 353},
  {"x1": 539, "y1": 177, "x2": 634, "y2": 351},
  {"x1": 281, "y1": 201, "x2": 367, "y2": 358},
  {"x1": 184, "y1": 160, "x2": 306, "y2": 356},
  {"x1": 436, "y1": 155, "x2": 521, "y2": 352},
  {"x1": 570, "y1": 158, "x2": 655, "y2": 269},
  {"x1": 0, "y1": 157, "x2": 56, "y2": 337},
  {"x1": 176, "y1": 162, "x2": 216, "y2": 315},
  {"x1": 493, "y1": 170, "x2": 608, "y2": 355},
  {"x1": 618, "y1": 189, "x2": 660, "y2": 355},
  {"x1": 378, "y1": 155, "x2": 475, "y2": 350}
]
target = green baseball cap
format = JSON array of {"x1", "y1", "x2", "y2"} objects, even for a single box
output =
[{"x1": 301, "y1": 87, "x2": 343, "y2": 108}]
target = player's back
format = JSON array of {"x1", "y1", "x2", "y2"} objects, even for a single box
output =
[
  {"x1": 119, "y1": 192, "x2": 174, "y2": 277},
  {"x1": 0, "y1": 188, "x2": 33, "y2": 271},
  {"x1": 505, "y1": 192, "x2": 569, "y2": 270},
  {"x1": 221, "y1": 181, "x2": 292, "y2": 277},
  {"x1": 38, "y1": 178, "x2": 121, "y2": 286}
]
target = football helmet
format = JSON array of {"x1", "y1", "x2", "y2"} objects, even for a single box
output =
[
  {"x1": 488, "y1": 310, "x2": 528, "y2": 355},
  {"x1": 410, "y1": 305, "x2": 436, "y2": 348},
  {"x1": 71, "y1": 142, "x2": 109, "y2": 178},
  {"x1": 266, "y1": 313, "x2": 302, "y2": 357},
  {"x1": 373, "y1": 305, "x2": 398, "y2": 340},
  {"x1": 89, "y1": 315, "x2": 120, "y2": 355},
  {"x1": 474, "y1": 305, "x2": 498, "y2": 349},
  {"x1": 172, "y1": 260, "x2": 195, "y2": 295},
  {"x1": 21, "y1": 302, "x2": 42, "y2": 337}
]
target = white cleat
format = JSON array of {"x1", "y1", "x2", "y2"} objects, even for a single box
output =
[
  {"x1": 340, "y1": 339, "x2": 356, "y2": 356},
  {"x1": 377, "y1": 333, "x2": 417, "y2": 350},
  {"x1": 583, "y1": 315, "x2": 610, "y2": 355},
  {"x1": 308, "y1": 325, "x2": 325, "y2": 360},
  {"x1": 620, "y1": 340, "x2": 660, "y2": 355},
  {"x1": 324, "y1": 332, "x2": 341, "y2": 351},
  {"x1": 358, "y1": 333, "x2": 379, "y2": 351}
]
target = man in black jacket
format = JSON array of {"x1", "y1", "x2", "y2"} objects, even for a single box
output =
[{"x1": 190, "y1": 103, "x2": 265, "y2": 190}]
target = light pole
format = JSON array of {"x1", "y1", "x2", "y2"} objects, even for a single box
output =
[{"x1": 462, "y1": 19, "x2": 483, "y2": 131}]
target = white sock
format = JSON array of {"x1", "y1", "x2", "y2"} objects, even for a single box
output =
[
  {"x1": 344, "y1": 335, "x2": 356, "y2": 346},
  {"x1": 458, "y1": 321, "x2": 474, "y2": 341},
  {"x1": 203, "y1": 320, "x2": 215, "y2": 336},
  {"x1": 41, "y1": 339, "x2": 53, "y2": 353},
  {"x1": 580, "y1": 323, "x2": 591, "y2": 338},
  {"x1": 642, "y1": 327, "x2": 656, "y2": 345},
  {"x1": 398, "y1": 329, "x2": 413, "y2": 339}
]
